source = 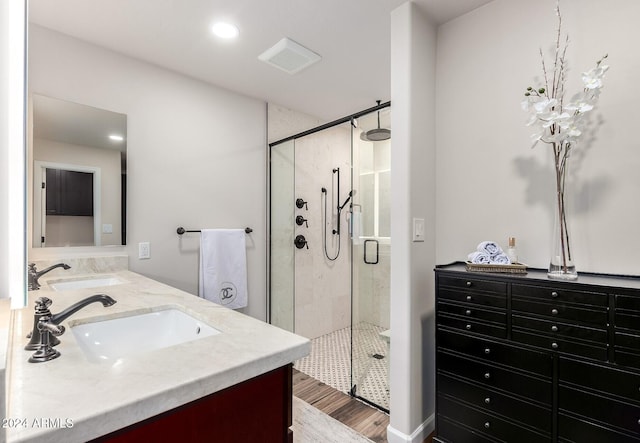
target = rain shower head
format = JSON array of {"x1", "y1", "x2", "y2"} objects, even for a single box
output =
[{"x1": 360, "y1": 100, "x2": 391, "y2": 142}]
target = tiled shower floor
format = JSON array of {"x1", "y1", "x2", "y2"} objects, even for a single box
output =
[{"x1": 294, "y1": 322, "x2": 390, "y2": 411}]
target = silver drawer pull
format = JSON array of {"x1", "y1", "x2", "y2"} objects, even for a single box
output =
[
  {"x1": 551, "y1": 291, "x2": 559, "y2": 298},
  {"x1": 484, "y1": 397, "x2": 491, "y2": 404},
  {"x1": 466, "y1": 324, "x2": 472, "y2": 330},
  {"x1": 637, "y1": 418, "x2": 640, "y2": 425},
  {"x1": 466, "y1": 295, "x2": 472, "y2": 301},
  {"x1": 466, "y1": 281, "x2": 472, "y2": 287},
  {"x1": 484, "y1": 348, "x2": 491, "y2": 354},
  {"x1": 484, "y1": 422, "x2": 490, "y2": 429},
  {"x1": 552, "y1": 342, "x2": 559, "y2": 349},
  {"x1": 484, "y1": 372, "x2": 491, "y2": 379},
  {"x1": 466, "y1": 310, "x2": 472, "y2": 316},
  {"x1": 551, "y1": 325, "x2": 559, "y2": 332},
  {"x1": 551, "y1": 308, "x2": 559, "y2": 315}
]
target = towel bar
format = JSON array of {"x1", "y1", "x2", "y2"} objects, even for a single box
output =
[{"x1": 177, "y1": 227, "x2": 252, "y2": 235}]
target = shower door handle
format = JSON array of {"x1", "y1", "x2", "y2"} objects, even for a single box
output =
[{"x1": 364, "y1": 239, "x2": 379, "y2": 264}]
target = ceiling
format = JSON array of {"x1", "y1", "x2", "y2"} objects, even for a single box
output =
[{"x1": 28, "y1": 0, "x2": 493, "y2": 121}]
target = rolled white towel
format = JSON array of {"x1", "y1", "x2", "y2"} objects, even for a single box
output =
[
  {"x1": 468, "y1": 251, "x2": 492, "y2": 264},
  {"x1": 490, "y1": 253, "x2": 511, "y2": 265},
  {"x1": 477, "y1": 241, "x2": 503, "y2": 257}
]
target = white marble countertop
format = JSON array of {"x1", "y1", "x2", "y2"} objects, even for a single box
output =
[{"x1": 5, "y1": 270, "x2": 309, "y2": 443}]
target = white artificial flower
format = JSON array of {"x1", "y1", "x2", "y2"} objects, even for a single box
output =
[{"x1": 533, "y1": 98, "x2": 558, "y2": 113}]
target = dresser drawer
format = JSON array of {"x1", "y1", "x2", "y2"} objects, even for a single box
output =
[
  {"x1": 512, "y1": 297, "x2": 608, "y2": 327},
  {"x1": 436, "y1": 416, "x2": 497, "y2": 443},
  {"x1": 438, "y1": 287, "x2": 506, "y2": 309},
  {"x1": 513, "y1": 314, "x2": 608, "y2": 344},
  {"x1": 438, "y1": 373, "x2": 551, "y2": 432},
  {"x1": 438, "y1": 276, "x2": 507, "y2": 295},
  {"x1": 438, "y1": 351, "x2": 552, "y2": 405},
  {"x1": 617, "y1": 312, "x2": 640, "y2": 332},
  {"x1": 437, "y1": 314, "x2": 506, "y2": 339},
  {"x1": 617, "y1": 331, "x2": 640, "y2": 350},
  {"x1": 512, "y1": 283, "x2": 608, "y2": 307},
  {"x1": 558, "y1": 413, "x2": 640, "y2": 443},
  {"x1": 559, "y1": 357, "x2": 640, "y2": 403},
  {"x1": 559, "y1": 385, "x2": 640, "y2": 436},
  {"x1": 617, "y1": 294, "x2": 640, "y2": 312},
  {"x1": 438, "y1": 394, "x2": 551, "y2": 443},
  {"x1": 437, "y1": 329, "x2": 552, "y2": 376},
  {"x1": 438, "y1": 301, "x2": 505, "y2": 324},
  {"x1": 616, "y1": 349, "x2": 640, "y2": 371},
  {"x1": 513, "y1": 329, "x2": 608, "y2": 361}
]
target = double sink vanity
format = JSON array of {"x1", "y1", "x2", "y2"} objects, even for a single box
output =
[{"x1": 5, "y1": 257, "x2": 309, "y2": 442}]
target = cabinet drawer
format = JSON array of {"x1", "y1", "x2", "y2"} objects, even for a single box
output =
[
  {"x1": 438, "y1": 276, "x2": 507, "y2": 295},
  {"x1": 438, "y1": 351, "x2": 552, "y2": 405},
  {"x1": 438, "y1": 301, "x2": 505, "y2": 324},
  {"x1": 438, "y1": 394, "x2": 551, "y2": 443},
  {"x1": 616, "y1": 349, "x2": 640, "y2": 371},
  {"x1": 617, "y1": 331, "x2": 640, "y2": 350},
  {"x1": 559, "y1": 357, "x2": 640, "y2": 404},
  {"x1": 617, "y1": 294, "x2": 640, "y2": 312},
  {"x1": 437, "y1": 315, "x2": 506, "y2": 339},
  {"x1": 559, "y1": 385, "x2": 640, "y2": 436},
  {"x1": 437, "y1": 329, "x2": 552, "y2": 376},
  {"x1": 436, "y1": 416, "x2": 497, "y2": 443},
  {"x1": 513, "y1": 329, "x2": 608, "y2": 361},
  {"x1": 512, "y1": 283, "x2": 608, "y2": 307},
  {"x1": 558, "y1": 413, "x2": 640, "y2": 443},
  {"x1": 512, "y1": 297, "x2": 608, "y2": 327},
  {"x1": 438, "y1": 373, "x2": 551, "y2": 432},
  {"x1": 617, "y1": 312, "x2": 640, "y2": 332},
  {"x1": 438, "y1": 288, "x2": 506, "y2": 309},
  {"x1": 513, "y1": 314, "x2": 608, "y2": 344}
]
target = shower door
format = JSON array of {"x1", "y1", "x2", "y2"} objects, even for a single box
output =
[
  {"x1": 269, "y1": 104, "x2": 391, "y2": 412},
  {"x1": 350, "y1": 107, "x2": 391, "y2": 411}
]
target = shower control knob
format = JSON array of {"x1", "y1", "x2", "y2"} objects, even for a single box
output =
[
  {"x1": 294, "y1": 235, "x2": 309, "y2": 249},
  {"x1": 295, "y1": 198, "x2": 308, "y2": 210},
  {"x1": 296, "y1": 215, "x2": 308, "y2": 227}
]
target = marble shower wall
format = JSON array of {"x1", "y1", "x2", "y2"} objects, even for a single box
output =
[{"x1": 294, "y1": 124, "x2": 352, "y2": 339}]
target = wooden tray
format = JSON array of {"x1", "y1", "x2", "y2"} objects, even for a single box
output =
[{"x1": 465, "y1": 261, "x2": 528, "y2": 274}]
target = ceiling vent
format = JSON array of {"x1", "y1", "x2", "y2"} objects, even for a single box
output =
[{"x1": 258, "y1": 38, "x2": 321, "y2": 75}]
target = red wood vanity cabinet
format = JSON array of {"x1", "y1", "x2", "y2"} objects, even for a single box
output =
[{"x1": 92, "y1": 365, "x2": 293, "y2": 443}]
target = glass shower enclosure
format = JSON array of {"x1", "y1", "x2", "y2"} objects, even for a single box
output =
[{"x1": 269, "y1": 103, "x2": 391, "y2": 411}]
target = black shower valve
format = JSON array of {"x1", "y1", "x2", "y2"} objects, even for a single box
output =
[
  {"x1": 294, "y1": 235, "x2": 308, "y2": 249},
  {"x1": 295, "y1": 215, "x2": 308, "y2": 227},
  {"x1": 295, "y1": 198, "x2": 308, "y2": 210}
]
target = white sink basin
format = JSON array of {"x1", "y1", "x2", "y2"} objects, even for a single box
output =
[
  {"x1": 49, "y1": 276, "x2": 124, "y2": 292},
  {"x1": 71, "y1": 308, "x2": 221, "y2": 363}
]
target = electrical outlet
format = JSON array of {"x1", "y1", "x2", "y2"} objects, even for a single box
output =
[{"x1": 138, "y1": 242, "x2": 150, "y2": 259}]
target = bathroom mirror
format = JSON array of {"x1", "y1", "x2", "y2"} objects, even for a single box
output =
[{"x1": 30, "y1": 94, "x2": 127, "y2": 247}]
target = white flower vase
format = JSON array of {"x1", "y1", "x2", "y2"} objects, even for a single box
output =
[{"x1": 547, "y1": 190, "x2": 578, "y2": 280}]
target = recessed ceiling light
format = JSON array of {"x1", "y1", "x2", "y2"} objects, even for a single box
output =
[
  {"x1": 109, "y1": 134, "x2": 124, "y2": 142},
  {"x1": 211, "y1": 22, "x2": 239, "y2": 39}
]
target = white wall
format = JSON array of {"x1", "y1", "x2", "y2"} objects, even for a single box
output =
[
  {"x1": 389, "y1": 3, "x2": 436, "y2": 442},
  {"x1": 28, "y1": 25, "x2": 268, "y2": 320},
  {"x1": 436, "y1": 0, "x2": 640, "y2": 273}
]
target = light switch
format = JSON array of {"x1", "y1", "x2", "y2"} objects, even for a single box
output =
[
  {"x1": 413, "y1": 218, "x2": 425, "y2": 242},
  {"x1": 102, "y1": 223, "x2": 113, "y2": 234}
]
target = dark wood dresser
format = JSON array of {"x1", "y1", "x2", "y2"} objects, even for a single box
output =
[{"x1": 434, "y1": 262, "x2": 640, "y2": 442}]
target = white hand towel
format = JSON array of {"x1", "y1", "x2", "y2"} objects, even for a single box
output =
[
  {"x1": 490, "y1": 253, "x2": 511, "y2": 265},
  {"x1": 199, "y1": 229, "x2": 248, "y2": 309},
  {"x1": 477, "y1": 241, "x2": 503, "y2": 257},
  {"x1": 468, "y1": 251, "x2": 492, "y2": 264}
]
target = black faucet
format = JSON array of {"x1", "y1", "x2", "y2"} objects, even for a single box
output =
[
  {"x1": 27, "y1": 262, "x2": 71, "y2": 291},
  {"x1": 26, "y1": 294, "x2": 117, "y2": 362}
]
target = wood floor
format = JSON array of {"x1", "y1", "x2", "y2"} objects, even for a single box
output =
[{"x1": 293, "y1": 369, "x2": 436, "y2": 443}]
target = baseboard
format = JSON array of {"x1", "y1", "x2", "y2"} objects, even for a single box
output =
[{"x1": 387, "y1": 414, "x2": 435, "y2": 443}]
